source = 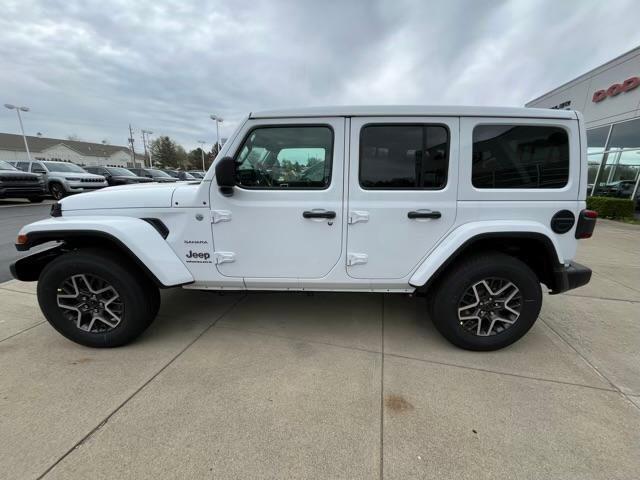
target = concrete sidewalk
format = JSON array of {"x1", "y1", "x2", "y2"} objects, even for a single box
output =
[{"x1": 0, "y1": 220, "x2": 638, "y2": 479}]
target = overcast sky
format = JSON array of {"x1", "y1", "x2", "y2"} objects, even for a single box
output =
[{"x1": 1, "y1": 0, "x2": 640, "y2": 152}]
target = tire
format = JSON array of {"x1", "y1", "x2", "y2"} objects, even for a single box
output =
[
  {"x1": 28, "y1": 197, "x2": 44, "y2": 203},
  {"x1": 37, "y1": 248, "x2": 160, "y2": 347},
  {"x1": 49, "y1": 183, "x2": 66, "y2": 200},
  {"x1": 431, "y1": 252, "x2": 542, "y2": 351}
]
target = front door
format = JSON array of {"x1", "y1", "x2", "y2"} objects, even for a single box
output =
[
  {"x1": 210, "y1": 118, "x2": 345, "y2": 281},
  {"x1": 346, "y1": 117, "x2": 459, "y2": 279}
]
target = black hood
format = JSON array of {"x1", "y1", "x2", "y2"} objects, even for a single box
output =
[
  {"x1": 111, "y1": 175, "x2": 154, "y2": 183},
  {"x1": 0, "y1": 170, "x2": 41, "y2": 181}
]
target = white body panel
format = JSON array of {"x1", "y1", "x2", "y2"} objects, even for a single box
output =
[
  {"x1": 61, "y1": 182, "x2": 178, "y2": 210},
  {"x1": 17, "y1": 106, "x2": 588, "y2": 293}
]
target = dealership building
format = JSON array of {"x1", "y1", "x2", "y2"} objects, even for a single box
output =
[
  {"x1": 527, "y1": 46, "x2": 640, "y2": 199},
  {"x1": 0, "y1": 133, "x2": 145, "y2": 168}
]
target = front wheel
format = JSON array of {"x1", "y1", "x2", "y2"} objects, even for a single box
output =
[
  {"x1": 430, "y1": 252, "x2": 542, "y2": 351},
  {"x1": 49, "y1": 183, "x2": 66, "y2": 200},
  {"x1": 37, "y1": 249, "x2": 160, "y2": 347}
]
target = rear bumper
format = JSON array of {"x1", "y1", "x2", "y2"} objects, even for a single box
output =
[{"x1": 551, "y1": 261, "x2": 592, "y2": 294}]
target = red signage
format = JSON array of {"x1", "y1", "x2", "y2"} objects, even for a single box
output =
[{"x1": 592, "y1": 76, "x2": 640, "y2": 102}]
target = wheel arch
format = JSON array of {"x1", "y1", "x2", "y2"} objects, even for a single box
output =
[
  {"x1": 11, "y1": 217, "x2": 193, "y2": 288},
  {"x1": 410, "y1": 224, "x2": 565, "y2": 294}
]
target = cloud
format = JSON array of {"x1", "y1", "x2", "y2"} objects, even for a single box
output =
[{"x1": 1, "y1": 0, "x2": 639, "y2": 151}]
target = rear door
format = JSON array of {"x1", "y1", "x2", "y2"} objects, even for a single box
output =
[{"x1": 346, "y1": 117, "x2": 459, "y2": 279}]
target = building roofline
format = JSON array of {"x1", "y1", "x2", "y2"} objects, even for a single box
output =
[{"x1": 526, "y1": 45, "x2": 640, "y2": 105}]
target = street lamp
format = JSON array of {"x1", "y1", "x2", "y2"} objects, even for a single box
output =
[
  {"x1": 209, "y1": 114, "x2": 224, "y2": 154},
  {"x1": 4, "y1": 103, "x2": 32, "y2": 161},
  {"x1": 197, "y1": 140, "x2": 207, "y2": 171},
  {"x1": 141, "y1": 129, "x2": 153, "y2": 167}
]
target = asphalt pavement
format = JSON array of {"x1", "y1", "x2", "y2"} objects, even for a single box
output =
[{"x1": 0, "y1": 199, "x2": 53, "y2": 283}]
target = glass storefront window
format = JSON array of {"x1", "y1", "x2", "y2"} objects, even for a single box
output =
[
  {"x1": 586, "y1": 126, "x2": 610, "y2": 186},
  {"x1": 588, "y1": 119, "x2": 640, "y2": 199},
  {"x1": 607, "y1": 118, "x2": 640, "y2": 150}
]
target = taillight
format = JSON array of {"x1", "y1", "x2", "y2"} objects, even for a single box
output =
[{"x1": 575, "y1": 209, "x2": 597, "y2": 239}]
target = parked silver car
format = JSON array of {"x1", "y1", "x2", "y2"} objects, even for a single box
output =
[{"x1": 10, "y1": 160, "x2": 108, "y2": 200}]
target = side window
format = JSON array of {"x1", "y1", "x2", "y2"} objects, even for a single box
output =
[
  {"x1": 235, "y1": 126, "x2": 333, "y2": 189},
  {"x1": 15, "y1": 162, "x2": 30, "y2": 172},
  {"x1": 359, "y1": 124, "x2": 449, "y2": 189},
  {"x1": 30, "y1": 162, "x2": 46, "y2": 173},
  {"x1": 472, "y1": 125, "x2": 569, "y2": 189}
]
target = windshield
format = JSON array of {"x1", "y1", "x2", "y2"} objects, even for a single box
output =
[
  {"x1": 146, "y1": 169, "x2": 172, "y2": 178},
  {"x1": 107, "y1": 167, "x2": 136, "y2": 176},
  {"x1": 0, "y1": 160, "x2": 17, "y2": 171},
  {"x1": 43, "y1": 161, "x2": 86, "y2": 173},
  {"x1": 164, "y1": 170, "x2": 180, "y2": 178}
]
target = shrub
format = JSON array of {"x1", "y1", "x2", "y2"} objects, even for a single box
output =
[{"x1": 587, "y1": 196, "x2": 635, "y2": 219}]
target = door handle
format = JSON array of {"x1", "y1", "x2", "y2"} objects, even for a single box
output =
[
  {"x1": 408, "y1": 210, "x2": 441, "y2": 219},
  {"x1": 303, "y1": 210, "x2": 336, "y2": 219}
]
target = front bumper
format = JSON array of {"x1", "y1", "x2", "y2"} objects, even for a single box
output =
[
  {"x1": 0, "y1": 185, "x2": 46, "y2": 197},
  {"x1": 551, "y1": 261, "x2": 592, "y2": 294},
  {"x1": 65, "y1": 182, "x2": 108, "y2": 193}
]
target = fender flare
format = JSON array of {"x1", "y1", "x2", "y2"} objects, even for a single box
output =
[
  {"x1": 13, "y1": 216, "x2": 193, "y2": 287},
  {"x1": 409, "y1": 221, "x2": 563, "y2": 288}
]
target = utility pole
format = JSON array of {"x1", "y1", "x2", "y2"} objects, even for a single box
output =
[{"x1": 128, "y1": 124, "x2": 136, "y2": 166}]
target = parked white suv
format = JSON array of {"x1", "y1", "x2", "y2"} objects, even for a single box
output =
[
  {"x1": 11, "y1": 106, "x2": 596, "y2": 350},
  {"x1": 10, "y1": 160, "x2": 108, "y2": 199}
]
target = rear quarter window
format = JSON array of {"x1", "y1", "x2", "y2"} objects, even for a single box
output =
[{"x1": 472, "y1": 125, "x2": 569, "y2": 189}]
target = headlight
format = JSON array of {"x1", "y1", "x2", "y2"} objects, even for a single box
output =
[{"x1": 65, "y1": 177, "x2": 81, "y2": 181}]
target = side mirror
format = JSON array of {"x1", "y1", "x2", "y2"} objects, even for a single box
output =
[
  {"x1": 215, "y1": 156, "x2": 235, "y2": 196},
  {"x1": 33, "y1": 168, "x2": 46, "y2": 174}
]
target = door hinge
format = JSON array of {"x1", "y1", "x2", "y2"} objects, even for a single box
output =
[
  {"x1": 213, "y1": 251, "x2": 235, "y2": 264},
  {"x1": 348, "y1": 210, "x2": 369, "y2": 224},
  {"x1": 347, "y1": 253, "x2": 368, "y2": 266},
  {"x1": 211, "y1": 210, "x2": 232, "y2": 224}
]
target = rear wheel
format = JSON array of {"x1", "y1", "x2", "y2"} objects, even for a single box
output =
[
  {"x1": 431, "y1": 252, "x2": 542, "y2": 351},
  {"x1": 37, "y1": 249, "x2": 160, "y2": 347},
  {"x1": 49, "y1": 183, "x2": 66, "y2": 200}
]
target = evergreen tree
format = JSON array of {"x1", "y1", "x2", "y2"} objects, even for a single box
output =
[{"x1": 150, "y1": 136, "x2": 180, "y2": 168}]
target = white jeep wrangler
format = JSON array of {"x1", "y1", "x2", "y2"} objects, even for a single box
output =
[{"x1": 11, "y1": 106, "x2": 597, "y2": 351}]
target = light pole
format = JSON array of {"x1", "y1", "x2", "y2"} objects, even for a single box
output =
[
  {"x1": 197, "y1": 140, "x2": 207, "y2": 171},
  {"x1": 4, "y1": 104, "x2": 32, "y2": 161},
  {"x1": 141, "y1": 129, "x2": 153, "y2": 167},
  {"x1": 210, "y1": 115, "x2": 224, "y2": 155}
]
